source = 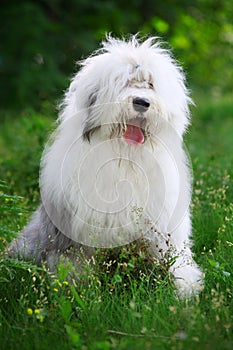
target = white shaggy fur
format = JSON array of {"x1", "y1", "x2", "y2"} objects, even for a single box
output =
[{"x1": 9, "y1": 36, "x2": 203, "y2": 296}]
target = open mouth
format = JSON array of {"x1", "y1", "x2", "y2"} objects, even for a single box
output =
[{"x1": 123, "y1": 116, "x2": 146, "y2": 146}]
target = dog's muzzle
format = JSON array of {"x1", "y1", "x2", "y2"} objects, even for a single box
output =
[{"x1": 123, "y1": 97, "x2": 149, "y2": 146}]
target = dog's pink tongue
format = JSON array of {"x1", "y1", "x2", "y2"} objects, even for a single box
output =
[{"x1": 123, "y1": 124, "x2": 144, "y2": 145}]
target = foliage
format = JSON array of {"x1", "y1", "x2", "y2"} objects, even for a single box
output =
[
  {"x1": 0, "y1": 181, "x2": 27, "y2": 250},
  {"x1": 0, "y1": 107, "x2": 54, "y2": 199},
  {"x1": 0, "y1": 97, "x2": 233, "y2": 349},
  {"x1": 0, "y1": 0, "x2": 233, "y2": 109}
]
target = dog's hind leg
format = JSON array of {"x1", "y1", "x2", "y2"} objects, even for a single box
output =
[{"x1": 7, "y1": 204, "x2": 73, "y2": 270}]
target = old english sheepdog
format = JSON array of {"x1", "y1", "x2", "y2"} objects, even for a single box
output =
[{"x1": 9, "y1": 35, "x2": 203, "y2": 296}]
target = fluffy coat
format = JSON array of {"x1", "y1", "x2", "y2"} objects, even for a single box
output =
[{"x1": 9, "y1": 36, "x2": 203, "y2": 296}]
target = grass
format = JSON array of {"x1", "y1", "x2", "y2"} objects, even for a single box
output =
[{"x1": 0, "y1": 96, "x2": 233, "y2": 349}]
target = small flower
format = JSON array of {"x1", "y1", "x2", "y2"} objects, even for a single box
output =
[
  {"x1": 175, "y1": 331, "x2": 187, "y2": 340},
  {"x1": 169, "y1": 306, "x2": 177, "y2": 314},
  {"x1": 27, "y1": 308, "x2": 33, "y2": 315},
  {"x1": 39, "y1": 315, "x2": 44, "y2": 323},
  {"x1": 54, "y1": 279, "x2": 62, "y2": 287},
  {"x1": 129, "y1": 301, "x2": 135, "y2": 309},
  {"x1": 34, "y1": 309, "x2": 41, "y2": 315},
  {"x1": 63, "y1": 281, "x2": 69, "y2": 286},
  {"x1": 53, "y1": 288, "x2": 58, "y2": 292},
  {"x1": 141, "y1": 327, "x2": 147, "y2": 334},
  {"x1": 192, "y1": 337, "x2": 200, "y2": 342}
]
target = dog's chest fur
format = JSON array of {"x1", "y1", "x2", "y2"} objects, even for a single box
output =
[{"x1": 42, "y1": 133, "x2": 185, "y2": 247}]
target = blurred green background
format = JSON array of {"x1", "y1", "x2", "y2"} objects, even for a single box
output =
[{"x1": 1, "y1": 0, "x2": 233, "y2": 109}]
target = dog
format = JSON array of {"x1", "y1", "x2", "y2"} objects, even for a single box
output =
[{"x1": 8, "y1": 35, "x2": 203, "y2": 296}]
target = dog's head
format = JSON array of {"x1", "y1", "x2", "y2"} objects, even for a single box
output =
[{"x1": 60, "y1": 35, "x2": 192, "y2": 145}]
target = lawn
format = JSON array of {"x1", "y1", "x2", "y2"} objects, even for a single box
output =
[{"x1": 0, "y1": 96, "x2": 232, "y2": 350}]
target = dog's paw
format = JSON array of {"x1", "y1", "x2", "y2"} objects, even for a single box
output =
[{"x1": 171, "y1": 263, "x2": 204, "y2": 298}]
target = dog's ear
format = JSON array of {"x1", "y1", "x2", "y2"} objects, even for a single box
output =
[
  {"x1": 87, "y1": 91, "x2": 97, "y2": 108},
  {"x1": 82, "y1": 90, "x2": 99, "y2": 142},
  {"x1": 83, "y1": 125, "x2": 101, "y2": 142}
]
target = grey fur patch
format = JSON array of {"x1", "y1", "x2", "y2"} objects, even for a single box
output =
[{"x1": 7, "y1": 204, "x2": 80, "y2": 270}]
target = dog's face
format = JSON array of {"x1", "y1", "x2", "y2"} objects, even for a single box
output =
[
  {"x1": 64, "y1": 37, "x2": 191, "y2": 145},
  {"x1": 83, "y1": 64, "x2": 160, "y2": 146}
]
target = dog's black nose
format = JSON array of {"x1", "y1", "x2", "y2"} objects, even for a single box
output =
[{"x1": 133, "y1": 97, "x2": 150, "y2": 113}]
